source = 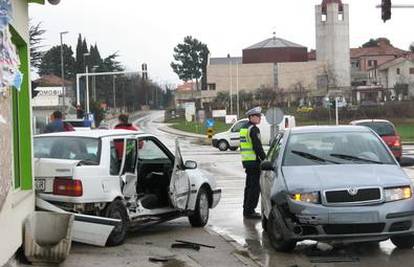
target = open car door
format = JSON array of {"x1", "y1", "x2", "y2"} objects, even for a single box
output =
[{"x1": 169, "y1": 139, "x2": 191, "y2": 210}]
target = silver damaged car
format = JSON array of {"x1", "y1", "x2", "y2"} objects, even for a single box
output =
[{"x1": 260, "y1": 126, "x2": 414, "y2": 252}]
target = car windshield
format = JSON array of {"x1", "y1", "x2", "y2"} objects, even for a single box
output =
[
  {"x1": 357, "y1": 122, "x2": 395, "y2": 136},
  {"x1": 283, "y1": 131, "x2": 395, "y2": 166},
  {"x1": 34, "y1": 137, "x2": 100, "y2": 164}
]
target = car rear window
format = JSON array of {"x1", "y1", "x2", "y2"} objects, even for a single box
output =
[
  {"x1": 357, "y1": 122, "x2": 395, "y2": 136},
  {"x1": 65, "y1": 121, "x2": 86, "y2": 127},
  {"x1": 34, "y1": 137, "x2": 100, "y2": 164}
]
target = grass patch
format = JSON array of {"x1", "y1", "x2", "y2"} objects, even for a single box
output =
[
  {"x1": 166, "y1": 118, "x2": 231, "y2": 135},
  {"x1": 296, "y1": 118, "x2": 414, "y2": 142}
]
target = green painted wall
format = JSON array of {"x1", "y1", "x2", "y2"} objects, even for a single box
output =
[{"x1": 10, "y1": 26, "x2": 33, "y2": 190}]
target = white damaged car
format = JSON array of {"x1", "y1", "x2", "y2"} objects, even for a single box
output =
[{"x1": 34, "y1": 130, "x2": 221, "y2": 246}]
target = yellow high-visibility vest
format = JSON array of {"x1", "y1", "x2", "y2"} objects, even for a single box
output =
[{"x1": 240, "y1": 125, "x2": 257, "y2": 162}]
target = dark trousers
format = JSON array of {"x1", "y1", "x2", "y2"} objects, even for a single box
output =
[{"x1": 243, "y1": 167, "x2": 261, "y2": 215}]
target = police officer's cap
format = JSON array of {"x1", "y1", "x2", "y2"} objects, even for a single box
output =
[{"x1": 245, "y1": 106, "x2": 262, "y2": 116}]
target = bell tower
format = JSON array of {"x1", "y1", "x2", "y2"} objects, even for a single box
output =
[{"x1": 316, "y1": 0, "x2": 351, "y2": 89}]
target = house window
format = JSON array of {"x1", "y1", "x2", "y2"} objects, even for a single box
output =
[
  {"x1": 410, "y1": 68, "x2": 414, "y2": 75},
  {"x1": 208, "y1": 83, "x2": 216, "y2": 91},
  {"x1": 397, "y1": 68, "x2": 401, "y2": 75}
]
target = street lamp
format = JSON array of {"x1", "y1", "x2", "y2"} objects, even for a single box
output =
[
  {"x1": 227, "y1": 54, "x2": 233, "y2": 115},
  {"x1": 112, "y1": 76, "x2": 117, "y2": 110},
  {"x1": 83, "y1": 52, "x2": 90, "y2": 114},
  {"x1": 91, "y1": 65, "x2": 99, "y2": 102},
  {"x1": 60, "y1": 31, "x2": 69, "y2": 113}
]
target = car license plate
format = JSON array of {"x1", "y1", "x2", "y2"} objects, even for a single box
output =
[{"x1": 35, "y1": 179, "x2": 46, "y2": 192}]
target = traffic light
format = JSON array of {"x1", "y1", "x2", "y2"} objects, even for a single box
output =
[
  {"x1": 382, "y1": 0, "x2": 392, "y2": 22},
  {"x1": 330, "y1": 99, "x2": 336, "y2": 109}
]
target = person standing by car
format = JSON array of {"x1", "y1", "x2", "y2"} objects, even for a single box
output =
[
  {"x1": 44, "y1": 111, "x2": 75, "y2": 133},
  {"x1": 114, "y1": 114, "x2": 138, "y2": 131},
  {"x1": 240, "y1": 107, "x2": 266, "y2": 219}
]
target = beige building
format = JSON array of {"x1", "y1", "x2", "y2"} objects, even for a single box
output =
[{"x1": 369, "y1": 56, "x2": 414, "y2": 100}]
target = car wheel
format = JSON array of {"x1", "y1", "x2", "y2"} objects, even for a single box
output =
[
  {"x1": 105, "y1": 200, "x2": 128, "y2": 246},
  {"x1": 267, "y1": 208, "x2": 297, "y2": 252},
  {"x1": 189, "y1": 188, "x2": 210, "y2": 227},
  {"x1": 218, "y1": 140, "x2": 229, "y2": 151},
  {"x1": 391, "y1": 235, "x2": 414, "y2": 249},
  {"x1": 229, "y1": 147, "x2": 238, "y2": 151}
]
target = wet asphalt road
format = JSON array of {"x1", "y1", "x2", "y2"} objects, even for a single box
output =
[{"x1": 136, "y1": 111, "x2": 414, "y2": 267}]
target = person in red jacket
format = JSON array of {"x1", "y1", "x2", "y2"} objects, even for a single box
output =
[
  {"x1": 114, "y1": 114, "x2": 138, "y2": 131},
  {"x1": 114, "y1": 114, "x2": 139, "y2": 159}
]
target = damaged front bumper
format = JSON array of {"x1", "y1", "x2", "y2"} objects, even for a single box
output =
[
  {"x1": 36, "y1": 198, "x2": 120, "y2": 246},
  {"x1": 275, "y1": 198, "x2": 414, "y2": 243}
]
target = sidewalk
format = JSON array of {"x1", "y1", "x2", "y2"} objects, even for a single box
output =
[{"x1": 58, "y1": 219, "x2": 258, "y2": 267}]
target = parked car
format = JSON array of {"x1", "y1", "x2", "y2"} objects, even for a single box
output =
[
  {"x1": 212, "y1": 115, "x2": 296, "y2": 151},
  {"x1": 33, "y1": 130, "x2": 221, "y2": 246},
  {"x1": 260, "y1": 126, "x2": 414, "y2": 252},
  {"x1": 350, "y1": 119, "x2": 402, "y2": 162}
]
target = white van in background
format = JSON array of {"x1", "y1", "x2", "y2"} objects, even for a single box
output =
[{"x1": 212, "y1": 115, "x2": 295, "y2": 151}]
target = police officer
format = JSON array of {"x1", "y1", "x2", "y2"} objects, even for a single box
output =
[{"x1": 240, "y1": 107, "x2": 266, "y2": 219}]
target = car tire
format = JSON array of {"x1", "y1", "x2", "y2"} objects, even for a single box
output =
[
  {"x1": 189, "y1": 188, "x2": 210, "y2": 227},
  {"x1": 391, "y1": 235, "x2": 414, "y2": 249},
  {"x1": 267, "y1": 208, "x2": 297, "y2": 252},
  {"x1": 105, "y1": 199, "x2": 128, "y2": 246},
  {"x1": 218, "y1": 140, "x2": 229, "y2": 151},
  {"x1": 229, "y1": 147, "x2": 238, "y2": 151}
]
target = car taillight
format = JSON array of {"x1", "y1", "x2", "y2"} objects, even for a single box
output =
[
  {"x1": 393, "y1": 137, "x2": 401, "y2": 148},
  {"x1": 53, "y1": 178, "x2": 83, "y2": 197}
]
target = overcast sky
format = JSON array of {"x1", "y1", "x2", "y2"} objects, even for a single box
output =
[{"x1": 29, "y1": 0, "x2": 414, "y2": 86}]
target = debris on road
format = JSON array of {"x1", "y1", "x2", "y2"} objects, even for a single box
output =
[
  {"x1": 175, "y1": 239, "x2": 216, "y2": 249},
  {"x1": 148, "y1": 256, "x2": 171, "y2": 263},
  {"x1": 171, "y1": 243, "x2": 201, "y2": 251}
]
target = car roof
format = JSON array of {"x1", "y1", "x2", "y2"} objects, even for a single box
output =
[
  {"x1": 350, "y1": 119, "x2": 393, "y2": 124},
  {"x1": 289, "y1": 125, "x2": 371, "y2": 134},
  {"x1": 35, "y1": 129, "x2": 149, "y2": 139}
]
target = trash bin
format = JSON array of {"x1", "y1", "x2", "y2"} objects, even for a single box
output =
[{"x1": 24, "y1": 211, "x2": 74, "y2": 265}]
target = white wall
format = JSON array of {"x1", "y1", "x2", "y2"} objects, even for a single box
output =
[{"x1": 315, "y1": 3, "x2": 351, "y2": 88}]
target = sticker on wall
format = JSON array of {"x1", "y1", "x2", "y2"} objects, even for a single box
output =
[
  {"x1": 0, "y1": 26, "x2": 21, "y2": 92},
  {"x1": 0, "y1": 0, "x2": 12, "y2": 31},
  {"x1": 0, "y1": 114, "x2": 5, "y2": 124}
]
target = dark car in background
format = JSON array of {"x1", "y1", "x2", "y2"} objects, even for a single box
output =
[{"x1": 350, "y1": 119, "x2": 402, "y2": 162}]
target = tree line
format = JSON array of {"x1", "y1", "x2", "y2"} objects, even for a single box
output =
[{"x1": 29, "y1": 22, "x2": 173, "y2": 118}]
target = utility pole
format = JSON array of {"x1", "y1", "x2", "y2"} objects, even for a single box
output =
[
  {"x1": 335, "y1": 97, "x2": 339, "y2": 125},
  {"x1": 83, "y1": 53, "x2": 90, "y2": 114},
  {"x1": 112, "y1": 76, "x2": 116, "y2": 110},
  {"x1": 228, "y1": 54, "x2": 233, "y2": 115},
  {"x1": 60, "y1": 31, "x2": 68, "y2": 113}
]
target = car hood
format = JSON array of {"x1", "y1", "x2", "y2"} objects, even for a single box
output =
[{"x1": 281, "y1": 164, "x2": 410, "y2": 192}]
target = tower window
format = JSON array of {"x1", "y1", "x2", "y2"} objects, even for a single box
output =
[
  {"x1": 338, "y1": 13, "x2": 344, "y2": 21},
  {"x1": 397, "y1": 68, "x2": 401, "y2": 75},
  {"x1": 321, "y1": 14, "x2": 327, "y2": 22}
]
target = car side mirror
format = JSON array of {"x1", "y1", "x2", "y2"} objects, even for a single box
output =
[
  {"x1": 261, "y1": 161, "x2": 275, "y2": 171},
  {"x1": 184, "y1": 160, "x2": 197, "y2": 170}
]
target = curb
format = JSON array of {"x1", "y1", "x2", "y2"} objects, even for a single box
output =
[{"x1": 205, "y1": 227, "x2": 262, "y2": 267}]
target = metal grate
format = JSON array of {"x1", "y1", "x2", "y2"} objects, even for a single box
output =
[
  {"x1": 323, "y1": 223, "x2": 385, "y2": 235},
  {"x1": 325, "y1": 188, "x2": 381, "y2": 203}
]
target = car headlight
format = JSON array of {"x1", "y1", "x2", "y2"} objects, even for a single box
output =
[
  {"x1": 384, "y1": 186, "x2": 412, "y2": 202},
  {"x1": 290, "y1": 192, "x2": 320, "y2": 204}
]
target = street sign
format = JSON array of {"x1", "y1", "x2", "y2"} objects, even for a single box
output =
[
  {"x1": 265, "y1": 107, "x2": 284, "y2": 125},
  {"x1": 206, "y1": 118, "x2": 215, "y2": 128}
]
